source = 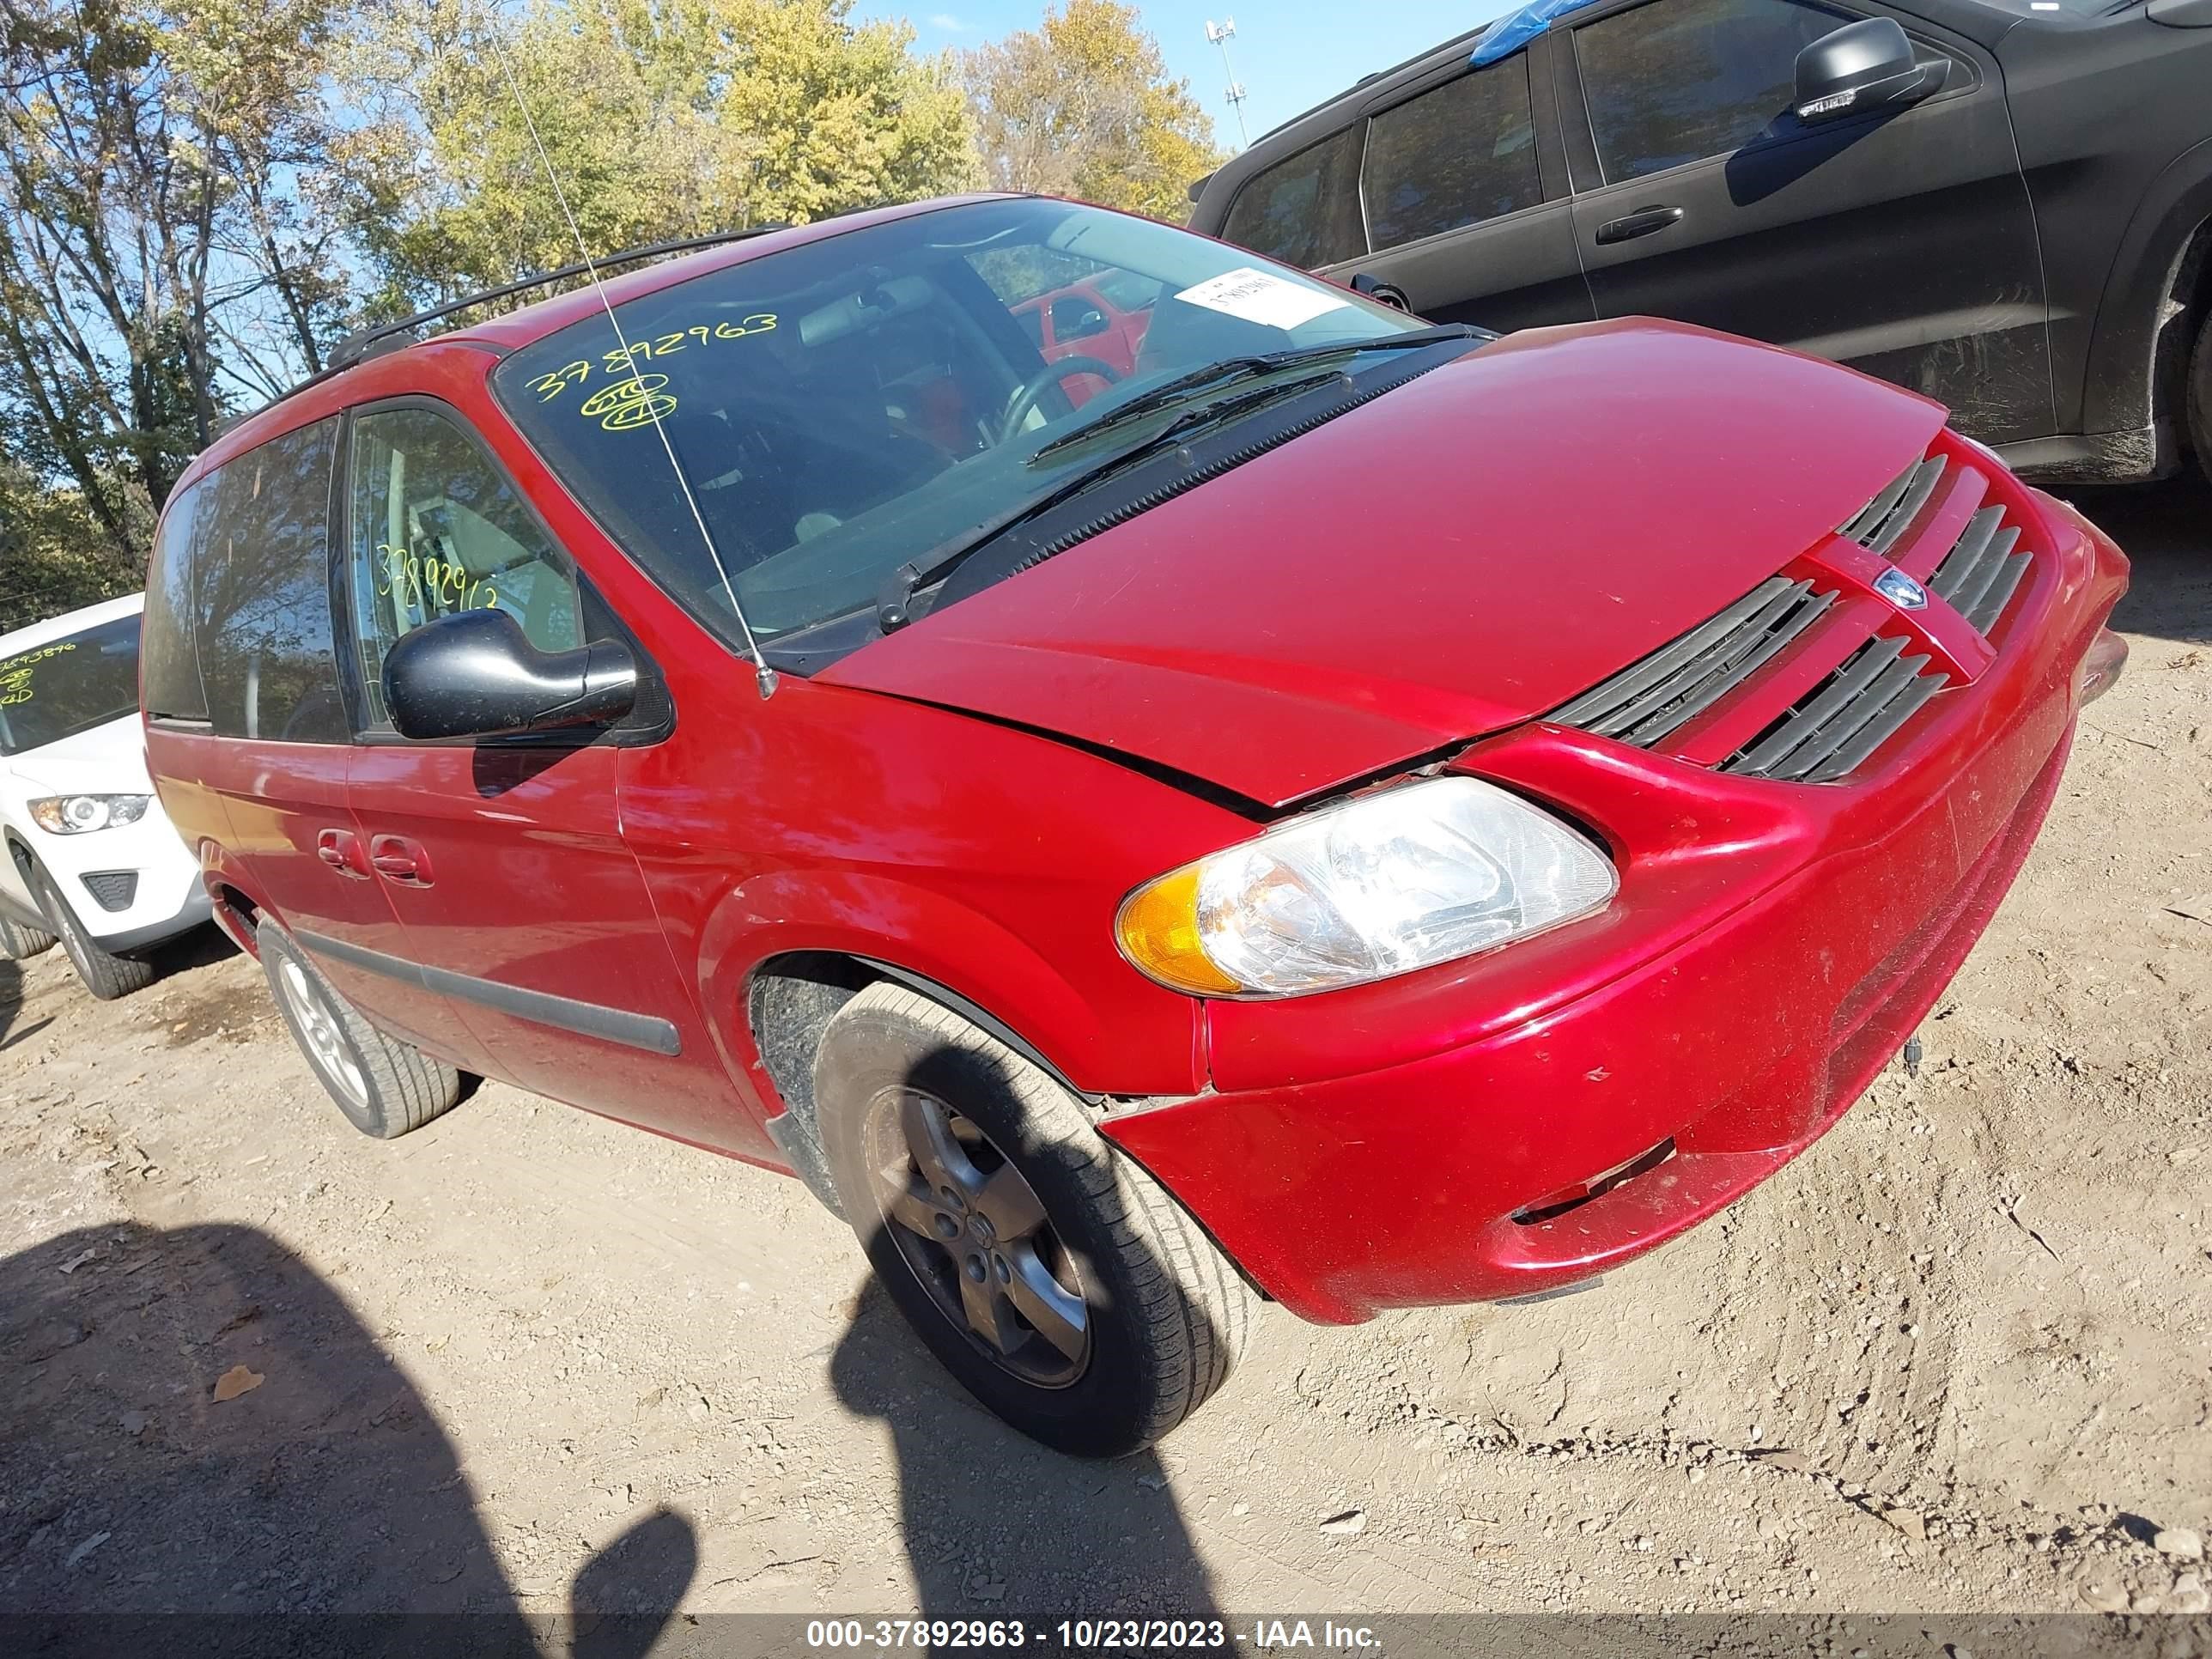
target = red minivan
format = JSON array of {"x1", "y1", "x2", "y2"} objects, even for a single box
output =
[{"x1": 142, "y1": 195, "x2": 2129, "y2": 1455}]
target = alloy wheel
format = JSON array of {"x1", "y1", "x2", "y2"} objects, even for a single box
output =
[
  {"x1": 864, "y1": 1086, "x2": 1091, "y2": 1388},
  {"x1": 277, "y1": 957, "x2": 370, "y2": 1114}
]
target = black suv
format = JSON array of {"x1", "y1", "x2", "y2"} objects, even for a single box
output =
[{"x1": 1188, "y1": 0, "x2": 2212, "y2": 483}]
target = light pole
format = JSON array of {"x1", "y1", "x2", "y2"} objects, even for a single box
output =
[{"x1": 1205, "y1": 17, "x2": 1250, "y2": 150}]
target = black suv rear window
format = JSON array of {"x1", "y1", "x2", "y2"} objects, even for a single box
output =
[
  {"x1": 1220, "y1": 129, "x2": 1369, "y2": 269},
  {"x1": 1364, "y1": 61, "x2": 1541, "y2": 250}
]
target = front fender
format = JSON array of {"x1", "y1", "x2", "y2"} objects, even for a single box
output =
[{"x1": 693, "y1": 868, "x2": 1201, "y2": 1111}]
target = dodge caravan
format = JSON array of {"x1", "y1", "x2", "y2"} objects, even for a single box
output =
[{"x1": 141, "y1": 194, "x2": 2129, "y2": 1455}]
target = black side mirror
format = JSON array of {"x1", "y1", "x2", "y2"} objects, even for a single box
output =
[
  {"x1": 382, "y1": 608, "x2": 639, "y2": 741},
  {"x1": 1794, "y1": 18, "x2": 1937, "y2": 122}
]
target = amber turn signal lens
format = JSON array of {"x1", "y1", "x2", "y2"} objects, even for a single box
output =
[{"x1": 1115, "y1": 866, "x2": 1243, "y2": 996}]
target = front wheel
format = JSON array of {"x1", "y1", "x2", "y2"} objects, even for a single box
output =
[
  {"x1": 33, "y1": 871, "x2": 153, "y2": 1000},
  {"x1": 815, "y1": 981, "x2": 1253, "y2": 1457}
]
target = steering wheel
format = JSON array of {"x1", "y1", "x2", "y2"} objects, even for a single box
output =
[{"x1": 995, "y1": 355, "x2": 1125, "y2": 445}]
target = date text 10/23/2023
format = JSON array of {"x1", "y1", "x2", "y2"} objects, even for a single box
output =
[{"x1": 802, "y1": 1620, "x2": 1382, "y2": 1651}]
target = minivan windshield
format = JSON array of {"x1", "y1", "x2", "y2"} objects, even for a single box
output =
[
  {"x1": 494, "y1": 198, "x2": 1428, "y2": 644},
  {"x1": 0, "y1": 612, "x2": 142, "y2": 757}
]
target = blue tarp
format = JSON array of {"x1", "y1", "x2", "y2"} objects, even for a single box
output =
[{"x1": 1469, "y1": 0, "x2": 1607, "y2": 65}]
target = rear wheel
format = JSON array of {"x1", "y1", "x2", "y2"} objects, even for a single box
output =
[
  {"x1": 258, "y1": 923, "x2": 463, "y2": 1138},
  {"x1": 33, "y1": 871, "x2": 153, "y2": 1000},
  {"x1": 0, "y1": 912, "x2": 57, "y2": 960},
  {"x1": 815, "y1": 981, "x2": 1253, "y2": 1457}
]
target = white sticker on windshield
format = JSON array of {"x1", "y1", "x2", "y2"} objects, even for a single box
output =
[{"x1": 1173, "y1": 268, "x2": 1352, "y2": 331}]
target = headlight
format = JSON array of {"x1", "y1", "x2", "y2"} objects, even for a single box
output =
[
  {"x1": 28, "y1": 793, "x2": 150, "y2": 836},
  {"x1": 1115, "y1": 775, "x2": 1616, "y2": 997}
]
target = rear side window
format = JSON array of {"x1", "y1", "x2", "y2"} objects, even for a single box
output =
[
  {"x1": 1221, "y1": 128, "x2": 1368, "y2": 270},
  {"x1": 1574, "y1": 0, "x2": 1850, "y2": 185},
  {"x1": 142, "y1": 480, "x2": 208, "y2": 722},
  {"x1": 1364, "y1": 61, "x2": 1542, "y2": 252},
  {"x1": 344, "y1": 405, "x2": 585, "y2": 729},
  {"x1": 193, "y1": 417, "x2": 349, "y2": 744}
]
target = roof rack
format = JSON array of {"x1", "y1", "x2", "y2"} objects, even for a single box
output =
[
  {"x1": 325, "y1": 223, "x2": 792, "y2": 374},
  {"x1": 214, "y1": 224, "x2": 790, "y2": 441}
]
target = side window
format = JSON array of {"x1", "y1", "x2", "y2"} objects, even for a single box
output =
[
  {"x1": 141, "y1": 479, "x2": 208, "y2": 722},
  {"x1": 192, "y1": 418, "x2": 349, "y2": 744},
  {"x1": 1220, "y1": 127, "x2": 1368, "y2": 270},
  {"x1": 346, "y1": 405, "x2": 584, "y2": 730},
  {"x1": 1363, "y1": 61, "x2": 1542, "y2": 252},
  {"x1": 1574, "y1": 0, "x2": 1851, "y2": 185}
]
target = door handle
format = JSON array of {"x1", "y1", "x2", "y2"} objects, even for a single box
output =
[
  {"x1": 315, "y1": 828, "x2": 370, "y2": 879},
  {"x1": 1595, "y1": 204, "x2": 1685, "y2": 246},
  {"x1": 368, "y1": 834, "x2": 434, "y2": 888}
]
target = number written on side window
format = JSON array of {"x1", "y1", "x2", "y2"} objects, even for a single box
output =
[
  {"x1": 346, "y1": 407, "x2": 585, "y2": 730},
  {"x1": 1364, "y1": 62, "x2": 1541, "y2": 252},
  {"x1": 1574, "y1": 0, "x2": 1851, "y2": 185},
  {"x1": 1221, "y1": 128, "x2": 1368, "y2": 270}
]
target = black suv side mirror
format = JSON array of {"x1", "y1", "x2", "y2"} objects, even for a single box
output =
[
  {"x1": 382, "y1": 608, "x2": 639, "y2": 741},
  {"x1": 1794, "y1": 18, "x2": 1937, "y2": 123}
]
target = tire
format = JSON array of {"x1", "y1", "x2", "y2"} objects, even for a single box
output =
[
  {"x1": 815, "y1": 981, "x2": 1253, "y2": 1457},
  {"x1": 33, "y1": 870, "x2": 154, "y2": 1000},
  {"x1": 0, "y1": 912, "x2": 56, "y2": 959},
  {"x1": 258, "y1": 922, "x2": 463, "y2": 1139},
  {"x1": 2191, "y1": 308, "x2": 2212, "y2": 487}
]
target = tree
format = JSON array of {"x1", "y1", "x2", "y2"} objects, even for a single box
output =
[
  {"x1": 961, "y1": 0, "x2": 1222, "y2": 224},
  {"x1": 0, "y1": 460, "x2": 144, "y2": 632},
  {"x1": 0, "y1": 0, "x2": 350, "y2": 578},
  {"x1": 337, "y1": 0, "x2": 982, "y2": 306}
]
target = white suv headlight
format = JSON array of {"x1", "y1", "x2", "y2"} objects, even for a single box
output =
[
  {"x1": 29, "y1": 793, "x2": 150, "y2": 836},
  {"x1": 1115, "y1": 775, "x2": 1617, "y2": 997}
]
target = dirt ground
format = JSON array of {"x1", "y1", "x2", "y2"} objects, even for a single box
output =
[{"x1": 1, "y1": 478, "x2": 2208, "y2": 1638}]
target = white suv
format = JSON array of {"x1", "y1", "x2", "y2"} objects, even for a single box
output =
[{"x1": 0, "y1": 594, "x2": 209, "y2": 998}]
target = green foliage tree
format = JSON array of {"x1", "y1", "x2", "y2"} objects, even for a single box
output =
[
  {"x1": 961, "y1": 0, "x2": 1224, "y2": 224},
  {"x1": 338, "y1": 0, "x2": 981, "y2": 306},
  {"x1": 0, "y1": 0, "x2": 353, "y2": 600}
]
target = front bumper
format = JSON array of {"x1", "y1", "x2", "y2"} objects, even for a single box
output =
[
  {"x1": 1101, "y1": 490, "x2": 2128, "y2": 1324},
  {"x1": 33, "y1": 807, "x2": 210, "y2": 951}
]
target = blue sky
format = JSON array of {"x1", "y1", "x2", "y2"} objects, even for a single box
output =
[{"x1": 857, "y1": 1, "x2": 1523, "y2": 150}]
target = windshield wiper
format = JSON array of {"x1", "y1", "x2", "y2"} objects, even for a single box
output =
[
  {"x1": 877, "y1": 366, "x2": 1365, "y2": 632},
  {"x1": 1025, "y1": 323, "x2": 1481, "y2": 466}
]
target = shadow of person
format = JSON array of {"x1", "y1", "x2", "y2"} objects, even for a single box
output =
[
  {"x1": 829, "y1": 1287, "x2": 1225, "y2": 1632},
  {"x1": 0, "y1": 1221, "x2": 693, "y2": 1659}
]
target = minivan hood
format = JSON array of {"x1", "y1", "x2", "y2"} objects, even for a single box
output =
[{"x1": 822, "y1": 320, "x2": 1948, "y2": 807}]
